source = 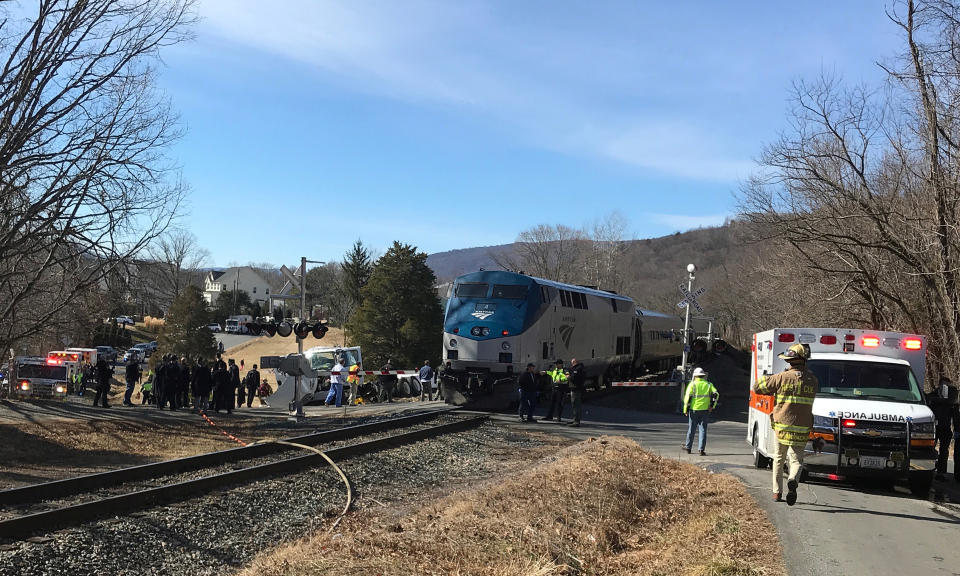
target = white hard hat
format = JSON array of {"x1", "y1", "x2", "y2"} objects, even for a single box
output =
[{"x1": 692, "y1": 367, "x2": 707, "y2": 378}]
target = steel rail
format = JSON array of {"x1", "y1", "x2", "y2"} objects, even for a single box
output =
[
  {"x1": 0, "y1": 408, "x2": 457, "y2": 506},
  {"x1": 0, "y1": 415, "x2": 487, "y2": 540}
]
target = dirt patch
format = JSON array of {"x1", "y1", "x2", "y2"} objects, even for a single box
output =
[
  {"x1": 240, "y1": 435, "x2": 785, "y2": 576},
  {"x1": 0, "y1": 416, "x2": 294, "y2": 489}
]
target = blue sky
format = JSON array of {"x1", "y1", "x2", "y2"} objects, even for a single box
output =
[{"x1": 159, "y1": 1, "x2": 902, "y2": 267}]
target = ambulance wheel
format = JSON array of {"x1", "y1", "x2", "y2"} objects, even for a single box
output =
[
  {"x1": 752, "y1": 427, "x2": 769, "y2": 469},
  {"x1": 909, "y1": 471, "x2": 933, "y2": 497}
]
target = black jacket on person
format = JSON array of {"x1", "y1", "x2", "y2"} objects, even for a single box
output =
[
  {"x1": 930, "y1": 395, "x2": 960, "y2": 433},
  {"x1": 570, "y1": 363, "x2": 586, "y2": 392},
  {"x1": 519, "y1": 371, "x2": 538, "y2": 394},
  {"x1": 125, "y1": 362, "x2": 141, "y2": 383},
  {"x1": 193, "y1": 364, "x2": 213, "y2": 396},
  {"x1": 246, "y1": 368, "x2": 260, "y2": 390},
  {"x1": 96, "y1": 358, "x2": 111, "y2": 387}
]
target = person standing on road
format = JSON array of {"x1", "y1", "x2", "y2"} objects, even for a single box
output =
[
  {"x1": 753, "y1": 343, "x2": 819, "y2": 506},
  {"x1": 193, "y1": 357, "x2": 213, "y2": 412},
  {"x1": 178, "y1": 357, "x2": 191, "y2": 408},
  {"x1": 160, "y1": 355, "x2": 179, "y2": 411},
  {"x1": 682, "y1": 367, "x2": 718, "y2": 456},
  {"x1": 228, "y1": 359, "x2": 241, "y2": 410},
  {"x1": 518, "y1": 363, "x2": 538, "y2": 422},
  {"x1": 346, "y1": 362, "x2": 361, "y2": 405},
  {"x1": 245, "y1": 364, "x2": 260, "y2": 408},
  {"x1": 419, "y1": 360, "x2": 434, "y2": 401},
  {"x1": 380, "y1": 358, "x2": 397, "y2": 403},
  {"x1": 325, "y1": 355, "x2": 345, "y2": 407},
  {"x1": 212, "y1": 361, "x2": 232, "y2": 413},
  {"x1": 122, "y1": 357, "x2": 141, "y2": 406},
  {"x1": 93, "y1": 356, "x2": 111, "y2": 408},
  {"x1": 568, "y1": 358, "x2": 586, "y2": 427},
  {"x1": 930, "y1": 376, "x2": 960, "y2": 482},
  {"x1": 545, "y1": 359, "x2": 569, "y2": 422}
]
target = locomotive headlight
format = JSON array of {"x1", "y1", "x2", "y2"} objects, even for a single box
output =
[
  {"x1": 501, "y1": 342, "x2": 511, "y2": 350},
  {"x1": 448, "y1": 338, "x2": 458, "y2": 348}
]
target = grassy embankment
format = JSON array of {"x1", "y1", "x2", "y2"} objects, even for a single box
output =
[{"x1": 241, "y1": 436, "x2": 784, "y2": 576}]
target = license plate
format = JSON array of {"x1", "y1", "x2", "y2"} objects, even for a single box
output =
[{"x1": 859, "y1": 455, "x2": 886, "y2": 469}]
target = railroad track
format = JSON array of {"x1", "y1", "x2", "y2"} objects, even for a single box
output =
[{"x1": 0, "y1": 410, "x2": 487, "y2": 540}]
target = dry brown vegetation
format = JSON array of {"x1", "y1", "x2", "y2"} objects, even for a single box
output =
[{"x1": 240, "y1": 436, "x2": 784, "y2": 576}]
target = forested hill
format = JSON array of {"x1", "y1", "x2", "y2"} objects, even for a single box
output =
[{"x1": 426, "y1": 225, "x2": 746, "y2": 317}]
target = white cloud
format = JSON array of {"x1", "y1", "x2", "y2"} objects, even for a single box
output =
[
  {"x1": 196, "y1": 0, "x2": 757, "y2": 181},
  {"x1": 647, "y1": 213, "x2": 731, "y2": 231}
]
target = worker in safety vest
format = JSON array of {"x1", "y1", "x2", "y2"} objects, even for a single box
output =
[
  {"x1": 682, "y1": 367, "x2": 718, "y2": 456},
  {"x1": 346, "y1": 362, "x2": 361, "y2": 405},
  {"x1": 753, "y1": 343, "x2": 819, "y2": 506},
  {"x1": 545, "y1": 359, "x2": 569, "y2": 422}
]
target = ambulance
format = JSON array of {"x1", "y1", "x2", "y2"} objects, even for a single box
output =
[{"x1": 748, "y1": 328, "x2": 937, "y2": 496}]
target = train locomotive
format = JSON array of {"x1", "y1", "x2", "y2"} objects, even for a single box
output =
[{"x1": 440, "y1": 270, "x2": 710, "y2": 409}]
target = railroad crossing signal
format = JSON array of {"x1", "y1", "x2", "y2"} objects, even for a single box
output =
[{"x1": 677, "y1": 284, "x2": 706, "y2": 314}]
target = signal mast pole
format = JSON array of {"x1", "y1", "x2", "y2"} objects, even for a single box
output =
[{"x1": 680, "y1": 263, "x2": 696, "y2": 404}]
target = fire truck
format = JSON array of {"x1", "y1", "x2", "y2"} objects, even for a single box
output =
[{"x1": 748, "y1": 328, "x2": 938, "y2": 496}]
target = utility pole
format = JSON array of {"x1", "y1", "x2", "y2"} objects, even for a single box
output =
[{"x1": 680, "y1": 263, "x2": 696, "y2": 405}]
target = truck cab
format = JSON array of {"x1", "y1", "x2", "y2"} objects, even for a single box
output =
[{"x1": 748, "y1": 328, "x2": 937, "y2": 496}]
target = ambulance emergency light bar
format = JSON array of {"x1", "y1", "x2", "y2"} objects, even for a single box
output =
[{"x1": 774, "y1": 332, "x2": 923, "y2": 351}]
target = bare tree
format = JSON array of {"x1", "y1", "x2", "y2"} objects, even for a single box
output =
[
  {"x1": 147, "y1": 229, "x2": 209, "y2": 308},
  {"x1": 588, "y1": 211, "x2": 631, "y2": 292},
  {"x1": 739, "y1": 0, "x2": 960, "y2": 382},
  {"x1": 493, "y1": 224, "x2": 587, "y2": 283},
  {"x1": 0, "y1": 0, "x2": 196, "y2": 354}
]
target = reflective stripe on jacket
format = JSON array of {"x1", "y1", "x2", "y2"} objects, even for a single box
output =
[
  {"x1": 754, "y1": 366, "x2": 819, "y2": 446},
  {"x1": 548, "y1": 368, "x2": 568, "y2": 386},
  {"x1": 683, "y1": 377, "x2": 718, "y2": 412}
]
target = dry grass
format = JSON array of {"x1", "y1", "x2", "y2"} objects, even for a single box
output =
[
  {"x1": 240, "y1": 436, "x2": 785, "y2": 576},
  {"x1": 223, "y1": 328, "x2": 348, "y2": 373},
  {"x1": 141, "y1": 316, "x2": 165, "y2": 333}
]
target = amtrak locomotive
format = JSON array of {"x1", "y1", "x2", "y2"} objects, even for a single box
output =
[{"x1": 440, "y1": 270, "x2": 710, "y2": 409}]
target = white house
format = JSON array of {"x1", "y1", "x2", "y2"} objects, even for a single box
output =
[{"x1": 203, "y1": 266, "x2": 273, "y2": 306}]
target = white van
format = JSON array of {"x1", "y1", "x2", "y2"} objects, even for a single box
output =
[{"x1": 748, "y1": 328, "x2": 937, "y2": 496}]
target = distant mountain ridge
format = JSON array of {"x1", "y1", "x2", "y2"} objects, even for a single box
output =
[{"x1": 425, "y1": 225, "x2": 743, "y2": 315}]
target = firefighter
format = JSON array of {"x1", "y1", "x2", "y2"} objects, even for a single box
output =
[
  {"x1": 753, "y1": 343, "x2": 819, "y2": 505},
  {"x1": 545, "y1": 359, "x2": 569, "y2": 422},
  {"x1": 682, "y1": 367, "x2": 718, "y2": 455}
]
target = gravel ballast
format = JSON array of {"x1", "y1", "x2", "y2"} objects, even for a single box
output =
[{"x1": 0, "y1": 423, "x2": 559, "y2": 576}]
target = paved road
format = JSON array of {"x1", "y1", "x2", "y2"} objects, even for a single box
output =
[
  {"x1": 497, "y1": 402, "x2": 960, "y2": 576},
  {"x1": 215, "y1": 333, "x2": 256, "y2": 351}
]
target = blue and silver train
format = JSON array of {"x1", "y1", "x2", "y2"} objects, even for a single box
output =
[{"x1": 440, "y1": 270, "x2": 710, "y2": 409}]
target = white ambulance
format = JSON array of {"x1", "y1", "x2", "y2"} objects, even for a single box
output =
[{"x1": 748, "y1": 328, "x2": 937, "y2": 496}]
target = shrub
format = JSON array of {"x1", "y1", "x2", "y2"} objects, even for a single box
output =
[{"x1": 143, "y1": 316, "x2": 166, "y2": 333}]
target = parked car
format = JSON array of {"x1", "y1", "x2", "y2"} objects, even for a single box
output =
[
  {"x1": 129, "y1": 342, "x2": 153, "y2": 357},
  {"x1": 206, "y1": 323, "x2": 222, "y2": 333},
  {"x1": 115, "y1": 316, "x2": 134, "y2": 326},
  {"x1": 95, "y1": 346, "x2": 118, "y2": 363},
  {"x1": 122, "y1": 348, "x2": 144, "y2": 363},
  {"x1": 146, "y1": 341, "x2": 158, "y2": 352}
]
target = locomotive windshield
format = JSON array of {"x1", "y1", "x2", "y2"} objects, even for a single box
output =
[
  {"x1": 492, "y1": 284, "x2": 527, "y2": 299},
  {"x1": 455, "y1": 282, "x2": 488, "y2": 298}
]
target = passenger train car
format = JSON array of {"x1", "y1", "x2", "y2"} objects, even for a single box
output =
[{"x1": 441, "y1": 270, "x2": 710, "y2": 409}]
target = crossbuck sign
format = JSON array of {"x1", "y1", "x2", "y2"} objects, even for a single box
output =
[{"x1": 677, "y1": 284, "x2": 707, "y2": 314}]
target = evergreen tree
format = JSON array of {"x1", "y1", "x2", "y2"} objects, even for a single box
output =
[
  {"x1": 341, "y1": 239, "x2": 373, "y2": 307},
  {"x1": 347, "y1": 242, "x2": 443, "y2": 368},
  {"x1": 211, "y1": 288, "x2": 252, "y2": 325},
  {"x1": 159, "y1": 285, "x2": 217, "y2": 362}
]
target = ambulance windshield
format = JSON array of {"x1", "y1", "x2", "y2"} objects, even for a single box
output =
[{"x1": 807, "y1": 360, "x2": 923, "y2": 404}]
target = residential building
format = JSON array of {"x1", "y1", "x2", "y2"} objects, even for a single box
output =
[{"x1": 203, "y1": 266, "x2": 273, "y2": 306}]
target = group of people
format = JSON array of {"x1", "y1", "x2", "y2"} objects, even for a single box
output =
[
  {"x1": 102, "y1": 353, "x2": 267, "y2": 414},
  {"x1": 517, "y1": 358, "x2": 586, "y2": 427},
  {"x1": 322, "y1": 357, "x2": 443, "y2": 407}
]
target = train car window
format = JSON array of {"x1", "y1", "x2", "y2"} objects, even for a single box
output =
[
  {"x1": 455, "y1": 282, "x2": 488, "y2": 298},
  {"x1": 559, "y1": 290, "x2": 568, "y2": 307},
  {"x1": 611, "y1": 298, "x2": 618, "y2": 312},
  {"x1": 580, "y1": 293, "x2": 589, "y2": 309},
  {"x1": 572, "y1": 292, "x2": 583, "y2": 309},
  {"x1": 623, "y1": 336, "x2": 630, "y2": 351},
  {"x1": 492, "y1": 284, "x2": 528, "y2": 299},
  {"x1": 542, "y1": 342, "x2": 549, "y2": 360}
]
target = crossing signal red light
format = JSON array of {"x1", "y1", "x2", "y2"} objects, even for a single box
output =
[
  {"x1": 312, "y1": 323, "x2": 328, "y2": 339},
  {"x1": 276, "y1": 321, "x2": 293, "y2": 337},
  {"x1": 293, "y1": 321, "x2": 311, "y2": 339}
]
